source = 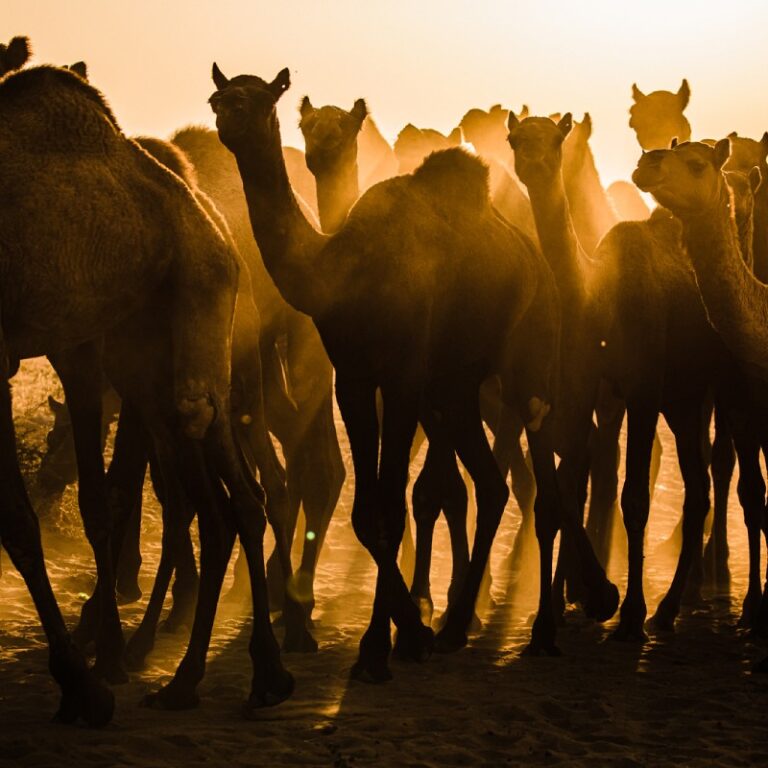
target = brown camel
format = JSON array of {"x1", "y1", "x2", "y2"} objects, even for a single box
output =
[
  {"x1": 172, "y1": 125, "x2": 345, "y2": 619},
  {"x1": 508, "y1": 112, "x2": 726, "y2": 638},
  {"x1": 634, "y1": 140, "x2": 768, "y2": 635},
  {"x1": 1, "y1": 63, "x2": 295, "y2": 721},
  {"x1": 209, "y1": 63, "x2": 618, "y2": 676}
]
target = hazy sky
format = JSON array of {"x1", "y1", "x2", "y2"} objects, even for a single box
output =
[{"x1": 4, "y1": 1, "x2": 767, "y2": 183}]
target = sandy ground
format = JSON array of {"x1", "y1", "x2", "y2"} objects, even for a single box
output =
[{"x1": 1, "y1": 358, "x2": 768, "y2": 767}]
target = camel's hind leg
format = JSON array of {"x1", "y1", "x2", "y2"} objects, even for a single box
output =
[
  {"x1": 49, "y1": 344, "x2": 126, "y2": 683},
  {"x1": 650, "y1": 398, "x2": 711, "y2": 631},
  {"x1": 336, "y1": 376, "x2": 430, "y2": 683},
  {"x1": 432, "y1": 371, "x2": 509, "y2": 653},
  {"x1": 0, "y1": 341, "x2": 113, "y2": 725}
]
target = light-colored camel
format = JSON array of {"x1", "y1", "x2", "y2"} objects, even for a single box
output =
[
  {"x1": 629, "y1": 79, "x2": 692, "y2": 150},
  {"x1": 209, "y1": 64, "x2": 619, "y2": 676},
  {"x1": 357, "y1": 113, "x2": 399, "y2": 190},
  {"x1": 393, "y1": 123, "x2": 463, "y2": 173},
  {"x1": 508, "y1": 113, "x2": 726, "y2": 639}
]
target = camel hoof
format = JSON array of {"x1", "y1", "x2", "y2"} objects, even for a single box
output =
[
  {"x1": 243, "y1": 669, "x2": 294, "y2": 714},
  {"x1": 161, "y1": 607, "x2": 195, "y2": 635},
  {"x1": 93, "y1": 658, "x2": 129, "y2": 686},
  {"x1": 123, "y1": 634, "x2": 154, "y2": 672},
  {"x1": 611, "y1": 619, "x2": 648, "y2": 643},
  {"x1": 55, "y1": 669, "x2": 115, "y2": 728},
  {"x1": 522, "y1": 641, "x2": 562, "y2": 657},
  {"x1": 116, "y1": 584, "x2": 143, "y2": 605},
  {"x1": 392, "y1": 624, "x2": 434, "y2": 662},
  {"x1": 282, "y1": 628, "x2": 318, "y2": 654},
  {"x1": 584, "y1": 580, "x2": 620, "y2": 623},
  {"x1": 648, "y1": 605, "x2": 676, "y2": 633},
  {"x1": 141, "y1": 681, "x2": 200, "y2": 711},
  {"x1": 350, "y1": 656, "x2": 393, "y2": 684},
  {"x1": 434, "y1": 623, "x2": 468, "y2": 654}
]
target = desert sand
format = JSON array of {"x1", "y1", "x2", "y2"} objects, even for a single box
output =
[{"x1": 1, "y1": 358, "x2": 768, "y2": 767}]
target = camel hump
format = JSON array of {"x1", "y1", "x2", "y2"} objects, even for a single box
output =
[
  {"x1": 134, "y1": 136, "x2": 198, "y2": 188},
  {"x1": 412, "y1": 148, "x2": 490, "y2": 213}
]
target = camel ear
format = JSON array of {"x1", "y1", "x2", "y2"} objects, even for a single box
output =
[
  {"x1": 68, "y1": 61, "x2": 88, "y2": 80},
  {"x1": 631, "y1": 83, "x2": 645, "y2": 102},
  {"x1": 507, "y1": 110, "x2": 521, "y2": 134},
  {"x1": 581, "y1": 113, "x2": 592, "y2": 138},
  {"x1": 212, "y1": 62, "x2": 229, "y2": 90},
  {"x1": 299, "y1": 95, "x2": 313, "y2": 118},
  {"x1": 713, "y1": 138, "x2": 730, "y2": 169},
  {"x1": 557, "y1": 112, "x2": 573, "y2": 139},
  {"x1": 749, "y1": 166, "x2": 763, "y2": 194},
  {"x1": 351, "y1": 98, "x2": 368, "y2": 126},
  {"x1": 761, "y1": 132, "x2": 768, "y2": 152},
  {"x1": 728, "y1": 130, "x2": 738, "y2": 138},
  {"x1": 268, "y1": 67, "x2": 291, "y2": 99},
  {"x1": 678, "y1": 79, "x2": 691, "y2": 109},
  {"x1": 670, "y1": 137, "x2": 678, "y2": 149},
  {"x1": 548, "y1": 112, "x2": 561, "y2": 124},
  {"x1": 519, "y1": 104, "x2": 529, "y2": 120},
  {"x1": 489, "y1": 104, "x2": 503, "y2": 115},
  {"x1": 5, "y1": 36, "x2": 30, "y2": 71},
  {"x1": 447, "y1": 126, "x2": 462, "y2": 146}
]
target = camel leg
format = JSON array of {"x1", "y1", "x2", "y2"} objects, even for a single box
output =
[
  {"x1": 75, "y1": 400, "x2": 147, "y2": 648},
  {"x1": 116, "y1": 502, "x2": 143, "y2": 604},
  {"x1": 651, "y1": 399, "x2": 711, "y2": 630},
  {"x1": 124, "y1": 440, "x2": 197, "y2": 668},
  {"x1": 586, "y1": 386, "x2": 625, "y2": 570},
  {"x1": 293, "y1": 393, "x2": 345, "y2": 621},
  {"x1": 50, "y1": 344, "x2": 126, "y2": 683},
  {"x1": 704, "y1": 402, "x2": 734, "y2": 588},
  {"x1": 433, "y1": 373, "x2": 509, "y2": 653},
  {"x1": 612, "y1": 401, "x2": 658, "y2": 641},
  {"x1": 0, "y1": 356, "x2": 114, "y2": 726},
  {"x1": 143, "y1": 441, "x2": 238, "y2": 710},
  {"x1": 337, "y1": 377, "x2": 430, "y2": 682}
]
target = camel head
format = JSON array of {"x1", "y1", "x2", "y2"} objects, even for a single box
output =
[
  {"x1": 724, "y1": 131, "x2": 768, "y2": 177},
  {"x1": 0, "y1": 36, "x2": 30, "y2": 76},
  {"x1": 458, "y1": 104, "x2": 518, "y2": 160},
  {"x1": 299, "y1": 97, "x2": 367, "y2": 177},
  {"x1": 507, "y1": 111, "x2": 572, "y2": 189},
  {"x1": 629, "y1": 79, "x2": 691, "y2": 151},
  {"x1": 633, "y1": 139, "x2": 731, "y2": 217},
  {"x1": 209, "y1": 63, "x2": 290, "y2": 155},
  {"x1": 393, "y1": 124, "x2": 462, "y2": 174}
]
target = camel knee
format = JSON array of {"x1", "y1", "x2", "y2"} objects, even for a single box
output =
[{"x1": 621, "y1": 487, "x2": 650, "y2": 535}]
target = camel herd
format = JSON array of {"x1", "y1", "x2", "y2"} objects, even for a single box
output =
[{"x1": 2, "y1": 35, "x2": 768, "y2": 727}]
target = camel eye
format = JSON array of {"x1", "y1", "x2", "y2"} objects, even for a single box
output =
[{"x1": 687, "y1": 160, "x2": 707, "y2": 175}]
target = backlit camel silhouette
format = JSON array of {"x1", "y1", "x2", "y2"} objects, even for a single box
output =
[{"x1": 209, "y1": 63, "x2": 618, "y2": 678}]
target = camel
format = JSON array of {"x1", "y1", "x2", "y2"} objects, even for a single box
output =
[
  {"x1": 172, "y1": 125, "x2": 345, "y2": 619},
  {"x1": 634, "y1": 140, "x2": 768, "y2": 635},
  {"x1": 209, "y1": 63, "x2": 619, "y2": 677},
  {"x1": 508, "y1": 112, "x2": 728, "y2": 639},
  {"x1": 629, "y1": 79, "x2": 692, "y2": 151},
  {"x1": 357, "y1": 112, "x2": 399, "y2": 190},
  {"x1": 299, "y1": 95, "x2": 368, "y2": 233},
  {"x1": 0, "y1": 63, "x2": 294, "y2": 721}
]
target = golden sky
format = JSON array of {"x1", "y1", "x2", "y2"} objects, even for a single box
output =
[{"x1": 4, "y1": 1, "x2": 767, "y2": 184}]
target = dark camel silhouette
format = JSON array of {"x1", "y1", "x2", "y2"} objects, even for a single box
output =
[
  {"x1": 0, "y1": 35, "x2": 29, "y2": 75},
  {"x1": 208, "y1": 63, "x2": 619, "y2": 677},
  {"x1": 508, "y1": 112, "x2": 729, "y2": 638},
  {"x1": 635, "y1": 140, "x2": 768, "y2": 635}
]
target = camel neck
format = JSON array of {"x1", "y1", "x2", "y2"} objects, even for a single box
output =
[
  {"x1": 752, "y1": 186, "x2": 768, "y2": 283},
  {"x1": 526, "y1": 176, "x2": 589, "y2": 305},
  {"x1": 682, "y1": 188, "x2": 768, "y2": 378},
  {"x1": 314, "y1": 161, "x2": 359, "y2": 234},
  {"x1": 233, "y1": 140, "x2": 329, "y2": 317}
]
